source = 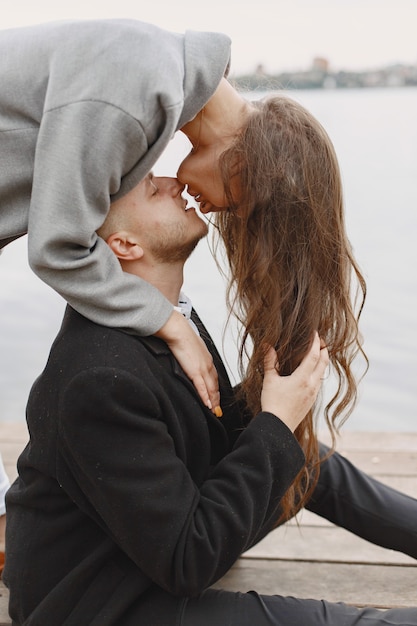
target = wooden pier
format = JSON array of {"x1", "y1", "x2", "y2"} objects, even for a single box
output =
[{"x1": 0, "y1": 422, "x2": 416, "y2": 623}]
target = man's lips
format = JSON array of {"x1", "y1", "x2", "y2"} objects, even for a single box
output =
[{"x1": 182, "y1": 198, "x2": 196, "y2": 212}]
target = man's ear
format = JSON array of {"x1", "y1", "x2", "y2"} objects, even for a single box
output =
[{"x1": 106, "y1": 232, "x2": 144, "y2": 261}]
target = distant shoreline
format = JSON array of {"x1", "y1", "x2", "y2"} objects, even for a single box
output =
[{"x1": 232, "y1": 61, "x2": 417, "y2": 91}]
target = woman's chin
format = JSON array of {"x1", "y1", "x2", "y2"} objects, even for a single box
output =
[{"x1": 199, "y1": 201, "x2": 224, "y2": 214}]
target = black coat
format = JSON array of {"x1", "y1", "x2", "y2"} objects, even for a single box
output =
[{"x1": 4, "y1": 306, "x2": 304, "y2": 625}]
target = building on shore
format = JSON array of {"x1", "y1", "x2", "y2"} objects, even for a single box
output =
[{"x1": 232, "y1": 58, "x2": 417, "y2": 91}]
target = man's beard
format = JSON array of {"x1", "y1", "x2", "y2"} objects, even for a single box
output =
[{"x1": 149, "y1": 222, "x2": 208, "y2": 264}]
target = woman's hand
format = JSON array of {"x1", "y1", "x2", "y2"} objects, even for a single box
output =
[
  {"x1": 155, "y1": 310, "x2": 221, "y2": 416},
  {"x1": 261, "y1": 333, "x2": 329, "y2": 432}
]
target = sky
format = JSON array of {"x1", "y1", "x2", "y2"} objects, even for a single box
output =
[{"x1": 3, "y1": 0, "x2": 417, "y2": 75}]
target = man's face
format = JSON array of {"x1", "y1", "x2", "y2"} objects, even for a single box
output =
[{"x1": 114, "y1": 174, "x2": 208, "y2": 262}]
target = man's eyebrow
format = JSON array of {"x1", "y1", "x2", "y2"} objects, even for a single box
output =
[
  {"x1": 145, "y1": 171, "x2": 159, "y2": 194},
  {"x1": 145, "y1": 171, "x2": 155, "y2": 189}
]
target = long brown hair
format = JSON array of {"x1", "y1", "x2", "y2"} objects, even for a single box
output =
[{"x1": 214, "y1": 95, "x2": 367, "y2": 521}]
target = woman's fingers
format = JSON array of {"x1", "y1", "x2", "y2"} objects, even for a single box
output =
[
  {"x1": 172, "y1": 338, "x2": 221, "y2": 414},
  {"x1": 189, "y1": 365, "x2": 221, "y2": 416},
  {"x1": 156, "y1": 310, "x2": 221, "y2": 416}
]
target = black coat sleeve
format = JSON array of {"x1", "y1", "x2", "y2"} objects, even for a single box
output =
[{"x1": 58, "y1": 364, "x2": 304, "y2": 597}]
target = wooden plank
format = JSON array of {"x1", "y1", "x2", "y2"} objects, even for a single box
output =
[
  {"x1": 0, "y1": 423, "x2": 28, "y2": 442},
  {"x1": 331, "y1": 450, "x2": 417, "y2": 476},
  {"x1": 0, "y1": 583, "x2": 10, "y2": 626},
  {"x1": 0, "y1": 425, "x2": 24, "y2": 624},
  {"x1": 243, "y1": 524, "x2": 416, "y2": 565},
  {"x1": 320, "y1": 431, "x2": 417, "y2": 476},
  {"x1": 0, "y1": 423, "x2": 28, "y2": 484},
  {"x1": 0, "y1": 441, "x2": 27, "y2": 464},
  {"x1": 3, "y1": 426, "x2": 416, "y2": 486},
  {"x1": 1, "y1": 423, "x2": 416, "y2": 455},
  {"x1": 1, "y1": 425, "x2": 416, "y2": 453},
  {"x1": 321, "y1": 431, "x2": 417, "y2": 452},
  {"x1": 1, "y1": 424, "x2": 416, "y2": 449},
  {"x1": 213, "y1": 558, "x2": 417, "y2": 608}
]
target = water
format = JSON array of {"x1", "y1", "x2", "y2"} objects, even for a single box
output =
[{"x1": 1, "y1": 87, "x2": 417, "y2": 431}]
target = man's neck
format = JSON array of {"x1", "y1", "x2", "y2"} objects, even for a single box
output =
[{"x1": 122, "y1": 260, "x2": 183, "y2": 307}]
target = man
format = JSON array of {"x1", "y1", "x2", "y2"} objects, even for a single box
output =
[{"x1": 4, "y1": 176, "x2": 416, "y2": 625}]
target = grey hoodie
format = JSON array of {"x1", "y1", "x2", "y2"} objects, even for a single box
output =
[{"x1": 0, "y1": 19, "x2": 231, "y2": 333}]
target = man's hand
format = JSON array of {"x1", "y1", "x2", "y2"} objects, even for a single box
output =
[
  {"x1": 155, "y1": 310, "x2": 221, "y2": 415},
  {"x1": 261, "y1": 332, "x2": 329, "y2": 432}
]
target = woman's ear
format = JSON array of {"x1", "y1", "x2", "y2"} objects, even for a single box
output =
[{"x1": 106, "y1": 232, "x2": 144, "y2": 261}]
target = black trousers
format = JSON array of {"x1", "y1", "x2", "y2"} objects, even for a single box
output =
[
  {"x1": 181, "y1": 446, "x2": 417, "y2": 625},
  {"x1": 183, "y1": 590, "x2": 417, "y2": 625},
  {"x1": 306, "y1": 444, "x2": 417, "y2": 559}
]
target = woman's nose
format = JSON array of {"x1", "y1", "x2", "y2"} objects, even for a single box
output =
[
  {"x1": 170, "y1": 179, "x2": 185, "y2": 198},
  {"x1": 159, "y1": 177, "x2": 185, "y2": 196},
  {"x1": 174, "y1": 179, "x2": 186, "y2": 196}
]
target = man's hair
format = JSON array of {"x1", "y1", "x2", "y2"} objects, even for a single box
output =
[{"x1": 97, "y1": 200, "x2": 132, "y2": 241}]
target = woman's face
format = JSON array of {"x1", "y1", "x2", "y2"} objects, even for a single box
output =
[
  {"x1": 178, "y1": 78, "x2": 253, "y2": 213},
  {"x1": 177, "y1": 142, "x2": 229, "y2": 214}
]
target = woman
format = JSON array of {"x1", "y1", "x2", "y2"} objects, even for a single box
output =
[
  {"x1": 176, "y1": 90, "x2": 417, "y2": 624},
  {"x1": 178, "y1": 82, "x2": 365, "y2": 519}
]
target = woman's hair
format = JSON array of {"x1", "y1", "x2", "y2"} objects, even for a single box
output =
[{"x1": 214, "y1": 94, "x2": 367, "y2": 522}]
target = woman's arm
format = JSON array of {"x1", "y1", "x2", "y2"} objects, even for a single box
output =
[{"x1": 28, "y1": 103, "x2": 219, "y2": 410}]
